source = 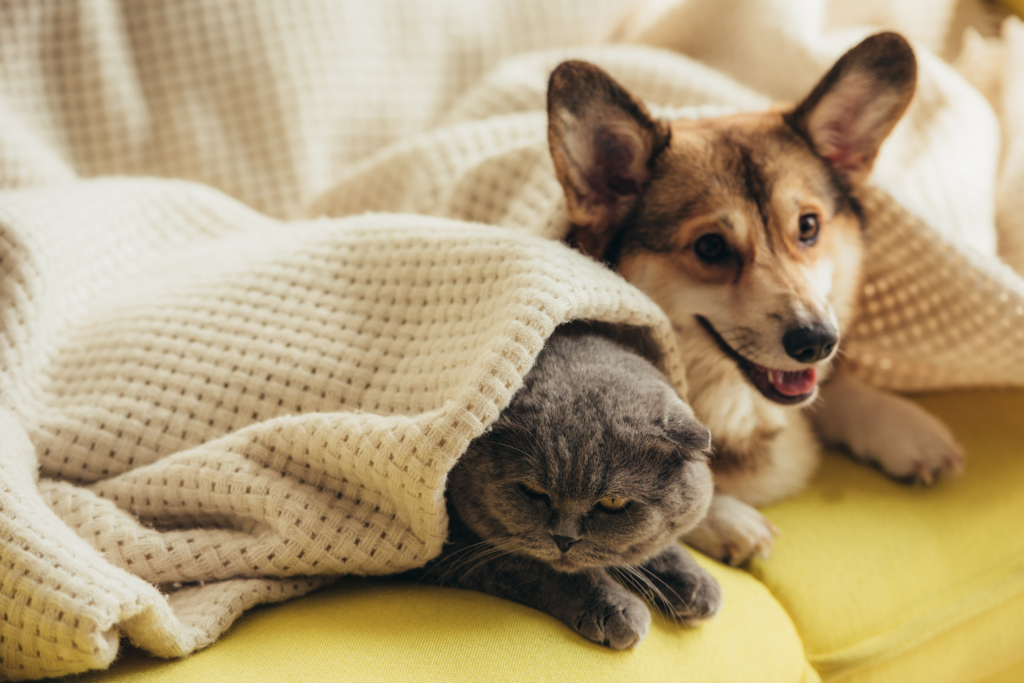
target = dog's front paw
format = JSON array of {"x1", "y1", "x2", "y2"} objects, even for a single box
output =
[
  {"x1": 640, "y1": 545, "x2": 722, "y2": 625},
  {"x1": 572, "y1": 584, "x2": 651, "y2": 650},
  {"x1": 865, "y1": 402, "x2": 964, "y2": 486},
  {"x1": 682, "y1": 494, "x2": 779, "y2": 566},
  {"x1": 817, "y1": 374, "x2": 964, "y2": 486}
]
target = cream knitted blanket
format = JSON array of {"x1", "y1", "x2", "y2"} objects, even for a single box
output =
[{"x1": 2, "y1": 1, "x2": 1024, "y2": 679}]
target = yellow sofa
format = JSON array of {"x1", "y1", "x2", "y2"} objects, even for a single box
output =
[{"x1": 65, "y1": 388, "x2": 1024, "y2": 683}]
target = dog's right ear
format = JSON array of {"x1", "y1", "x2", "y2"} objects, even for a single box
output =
[
  {"x1": 547, "y1": 61, "x2": 670, "y2": 260},
  {"x1": 787, "y1": 32, "x2": 917, "y2": 186}
]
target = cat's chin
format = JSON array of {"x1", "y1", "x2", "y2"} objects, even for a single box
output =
[
  {"x1": 543, "y1": 553, "x2": 617, "y2": 573},
  {"x1": 549, "y1": 557, "x2": 586, "y2": 572},
  {"x1": 509, "y1": 546, "x2": 590, "y2": 572},
  {"x1": 513, "y1": 538, "x2": 666, "y2": 573}
]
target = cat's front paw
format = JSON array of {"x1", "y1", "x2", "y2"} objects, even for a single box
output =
[
  {"x1": 572, "y1": 585, "x2": 651, "y2": 650},
  {"x1": 682, "y1": 494, "x2": 778, "y2": 566},
  {"x1": 641, "y1": 545, "x2": 722, "y2": 625},
  {"x1": 664, "y1": 574, "x2": 722, "y2": 626}
]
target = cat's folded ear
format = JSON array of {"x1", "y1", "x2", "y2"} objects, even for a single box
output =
[
  {"x1": 661, "y1": 393, "x2": 713, "y2": 458},
  {"x1": 547, "y1": 60, "x2": 671, "y2": 260}
]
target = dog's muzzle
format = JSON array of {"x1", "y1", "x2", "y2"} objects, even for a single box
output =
[{"x1": 696, "y1": 316, "x2": 831, "y2": 406}]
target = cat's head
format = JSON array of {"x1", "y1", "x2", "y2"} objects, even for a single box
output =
[{"x1": 447, "y1": 330, "x2": 714, "y2": 572}]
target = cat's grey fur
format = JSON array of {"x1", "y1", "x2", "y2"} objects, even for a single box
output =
[{"x1": 415, "y1": 325, "x2": 722, "y2": 649}]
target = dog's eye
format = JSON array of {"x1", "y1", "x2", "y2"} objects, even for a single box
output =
[
  {"x1": 798, "y1": 214, "x2": 820, "y2": 244},
  {"x1": 694, "y1": 234, "x2": 729, "y2": 263}
]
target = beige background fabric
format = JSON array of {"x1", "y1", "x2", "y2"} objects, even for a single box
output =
[{"x1": 2, "y1": 0, "x2": 1024, "y2": 679}]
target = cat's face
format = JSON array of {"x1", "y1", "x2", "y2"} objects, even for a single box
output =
[{"x1": 447, "y1": 331, "x2": 714, "y2": 572}]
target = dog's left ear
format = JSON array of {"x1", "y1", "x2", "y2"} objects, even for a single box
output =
[
  {"x1": 547, "y1": 61, "x2": 670, "y2": 260},
  {"x1": 787, "y1": 32, "x2": 917, "y2": 186}
]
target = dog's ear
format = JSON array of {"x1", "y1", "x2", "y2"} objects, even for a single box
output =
[
  {"x1": 787, "y1": 32, "x2": 917, "y2": 186},
  {"x1": 547, "y1": 61, "x2": 670, "y2": 260}
]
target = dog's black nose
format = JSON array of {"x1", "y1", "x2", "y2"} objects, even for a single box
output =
[
  {"x1": 782, "y1": 323, "x2": 838, "y2": 364},
  {"x1": 552, "y1": 535, "x2": 580, "y2": 553}
]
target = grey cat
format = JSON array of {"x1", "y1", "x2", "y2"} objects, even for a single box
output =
[{"x1": 415, "y1": 325, "x2": 722, "y2": 649}]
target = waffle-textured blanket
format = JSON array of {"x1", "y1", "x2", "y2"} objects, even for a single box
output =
[{"x1": 2, "y1": 0, "x2": 1024, "y2": 679}]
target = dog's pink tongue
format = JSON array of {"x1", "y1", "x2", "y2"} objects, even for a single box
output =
[{"x1": 769, "y1": 368, "x2": 818, "y2": 397}]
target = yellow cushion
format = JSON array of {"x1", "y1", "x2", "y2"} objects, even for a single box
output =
[
  {"x1": 61, "y1": 389, "x2": 1024, "y2": 683},
  {"x1": 68, "y1": 554, "x2": 817, "y2": 683},
  {"x1": 751, "y1": 389, "x2": 1024, "y2": 683},
  {"x1": 978, "y1": 657, "x2": 1024, "y2": 683}
]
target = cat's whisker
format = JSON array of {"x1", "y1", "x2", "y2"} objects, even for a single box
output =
[
  {"x1": 637, "y1": 564, "x2": 694, "y2": 618},
  {"x1": 456, "y1": 540, "x2": 521, "y2": 583},
  {"x1": 608, "y1": 566, "x2": 636, "y2": 593},
  {"x1": 409, "y1": 540, "x2": 492, "y2": 587},
  {"x1": 442, "y1": 551, "x2": 503, "y2": 586},
  {"x1": 477, "y1": 440, "x2": 534, "y2": 459},
  {"x1": 610, "y1": 565, "x2": 656, "y2": 613},
  {"x1": 626, "y1": 566, "x2": 665, "y2": 606},
  {"x1": 617, "y1": 565, "x2": 672, "y2": 619},
  {"x1": 638, "y1": 564, "x2": 689, "y2": 608},
  {"x1": 431, "y1": 539, "x2": 512, "y2": 585},
  {"x1": 617, "y1": 566, "x2": 663, "y2": 618},
  {"x1": 446, "y1": 543, "x2": 510, "y2": 579},
  {"x1": 429, "y1": 539, "x2": 493, "y2": 569},
  {"x1": 632, "y1": 566, "x2": 672, "y2": 603}
]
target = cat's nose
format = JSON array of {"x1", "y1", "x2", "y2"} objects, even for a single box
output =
[{"x1": 551, "y1": 534, "x2": 580, "y2": 553}]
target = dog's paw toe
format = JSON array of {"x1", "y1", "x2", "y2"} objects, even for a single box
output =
[
  {"x1": 943, "y1": 451, "x2": 966, "y2": 476},
  {"x1": 721, "y1": 524, "x2": 775, "y2": 566},
  {"x1": 890, "y1": 436, "x2": 964, "y2": 486},
  {"x1": 853, "y1": 399, "x2": 965, "y2": 486},
  {"x1": 728, "y1": 508, "x2": 778, "y2": 565},
  {"x1": 684, "y1": 496, "x2": 779, "y2": 567},
  {"x1": 817, "y1": 377, "x2": 964, "y2": 488}
]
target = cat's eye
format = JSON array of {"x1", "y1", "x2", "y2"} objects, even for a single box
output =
[
  {"x1": 519, "y1": 482, "x2": 548, "y2": 499},
  {"x1": 693, "y1": 233, "x2": 729, "y2": 263},
  {"x1": 597, "y1": 496, "x2": 630, "y2": 512},
  {"x1": 798, "y1": 213, "x2": 820, "y2": 245}
]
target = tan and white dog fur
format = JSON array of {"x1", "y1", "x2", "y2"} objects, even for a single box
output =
[{"x1": 546, "y1": 33, "x2": 964, "y2": 565}]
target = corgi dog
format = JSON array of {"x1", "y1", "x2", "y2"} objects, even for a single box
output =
[{"x1": 546, "y1": 33, "x2": 964, "y2": 564}]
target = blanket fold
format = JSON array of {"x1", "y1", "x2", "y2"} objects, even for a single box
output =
[{"x1": 2, "y1": 177, "x2": 683, "y2": 677}]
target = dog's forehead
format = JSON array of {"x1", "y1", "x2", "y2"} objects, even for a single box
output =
[
  {"x1": 666, "y1": 115, "x2": 812, "y2": 185},
  {"x1": 642, "y1": 116, "x2": 848, "y2": 228}
]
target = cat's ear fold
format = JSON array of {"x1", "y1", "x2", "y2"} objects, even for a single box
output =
[
  {"x1": 547, "y1": 60, "x2": 671, "y2": 260},
  {"x1": 662, "y1": 393, "x2": 712, "y2": 457},
  {"x1": 786, "y1": 32, "x2": 916, "y2": 186}
]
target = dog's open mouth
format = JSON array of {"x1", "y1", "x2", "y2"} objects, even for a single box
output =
[{"x1": 696, "y1": 316, "x2": 819, "y2": 405}]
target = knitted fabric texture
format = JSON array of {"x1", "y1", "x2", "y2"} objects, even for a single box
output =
[{"x1": 1, "y1": 1, "x2": 1023, "y2": 679}]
